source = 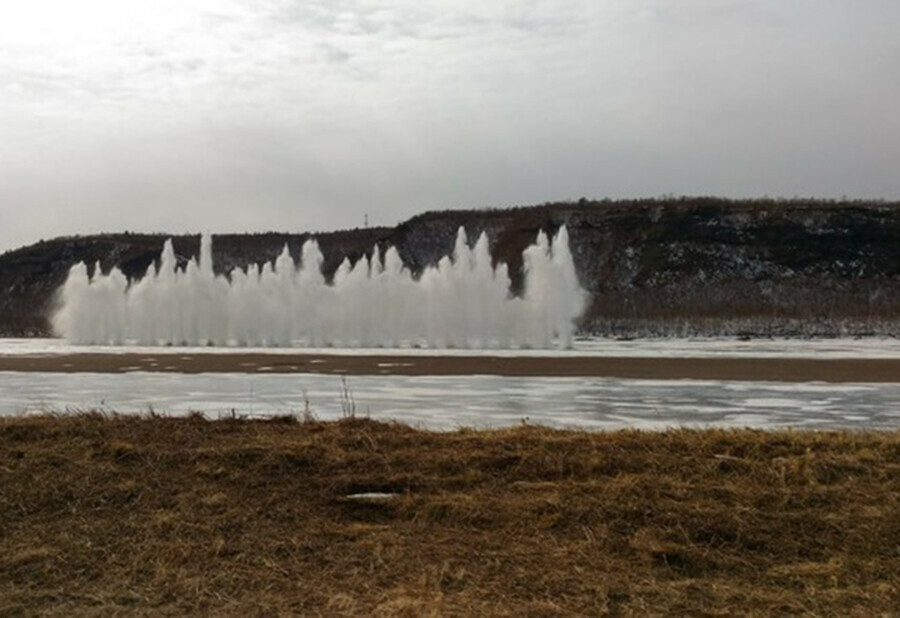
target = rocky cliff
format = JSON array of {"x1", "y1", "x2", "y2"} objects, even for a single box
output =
[{"x1": 2, "y1": 198, "x2": 898, "y2": 338}]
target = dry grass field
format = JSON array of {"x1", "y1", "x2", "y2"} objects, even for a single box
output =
[{"x1": 1, "y1": 413, "x2": 899, "y2": 615}]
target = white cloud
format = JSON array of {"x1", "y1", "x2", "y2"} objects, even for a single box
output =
[{"x1": 1, "y1": 0, "x2": 899, "y2": 253}]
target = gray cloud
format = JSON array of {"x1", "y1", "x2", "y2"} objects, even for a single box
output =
[{"x1": 1, "y1": 0, "x2": 899, "y2": 253}]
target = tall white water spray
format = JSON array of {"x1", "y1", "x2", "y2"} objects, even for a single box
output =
[{"x1": 54, "y1": 227, "x2": 587, "y2": 349}]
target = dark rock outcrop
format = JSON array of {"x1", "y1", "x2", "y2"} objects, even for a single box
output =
[{"x1": 1, "y1": 198, "x2": 898, "y2": 338}]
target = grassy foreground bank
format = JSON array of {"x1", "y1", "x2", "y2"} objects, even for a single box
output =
[{"x1": 1, "y1": 414, "x2": 899, "y2": 616}]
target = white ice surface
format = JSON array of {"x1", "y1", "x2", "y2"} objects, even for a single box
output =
[
  {"x1": 2, "y1": 371, "x2": 898, "y2": 431},
  {"x1": 0, "y1": 337, "x2": 897, "y2": 359}
]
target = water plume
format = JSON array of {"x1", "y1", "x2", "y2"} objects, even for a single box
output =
[{"x1": 54, "y1": 227, "x2": 587, "y2": 349}]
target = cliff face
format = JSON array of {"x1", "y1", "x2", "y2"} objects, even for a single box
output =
[{"x1": 2, "y1": 198, "x2": 898, "y2": 338}]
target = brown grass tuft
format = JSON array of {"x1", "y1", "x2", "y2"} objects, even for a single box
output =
[{"x1": 1, "y1": 414, "x2": 899, "y2": 615}]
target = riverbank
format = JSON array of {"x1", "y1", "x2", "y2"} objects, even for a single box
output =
[
  {"x1": 1, "y1": 414, "x2": 898, "y2": 615},
  {"x1": 1, "y1": 352, "x2": 899, "y2": 382}
]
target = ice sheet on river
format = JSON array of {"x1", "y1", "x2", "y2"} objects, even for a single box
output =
[
  {"x1": 2, "y1": 372, "x2": 898, "y2": 431},
  {"x1": 0, "y1": 337, "x2": 898, "y2": 359}
]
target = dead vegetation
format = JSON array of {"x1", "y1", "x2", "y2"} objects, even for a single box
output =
[{"x1": 1, "y1": 413, "x2": 899, "y2": 615}]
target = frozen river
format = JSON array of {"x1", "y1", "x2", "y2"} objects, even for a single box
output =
[
  {"x1": 0, "y1": 337, "x2": 897, "y2": 430},
  {"x1": 2, "y1": 371, "x2": 899, "y2": 431},
  {"x1": 1, "y1": 337, "x2": 898, "y2": 359}
]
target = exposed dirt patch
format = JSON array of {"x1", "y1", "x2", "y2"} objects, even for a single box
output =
[{"x1": 0, "y1": 352, "x2": 898, "y2": 382}]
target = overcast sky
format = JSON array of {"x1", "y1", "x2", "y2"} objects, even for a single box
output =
[{"x1": 1, "y1": 0, "x2": 899, "y2": 253}]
